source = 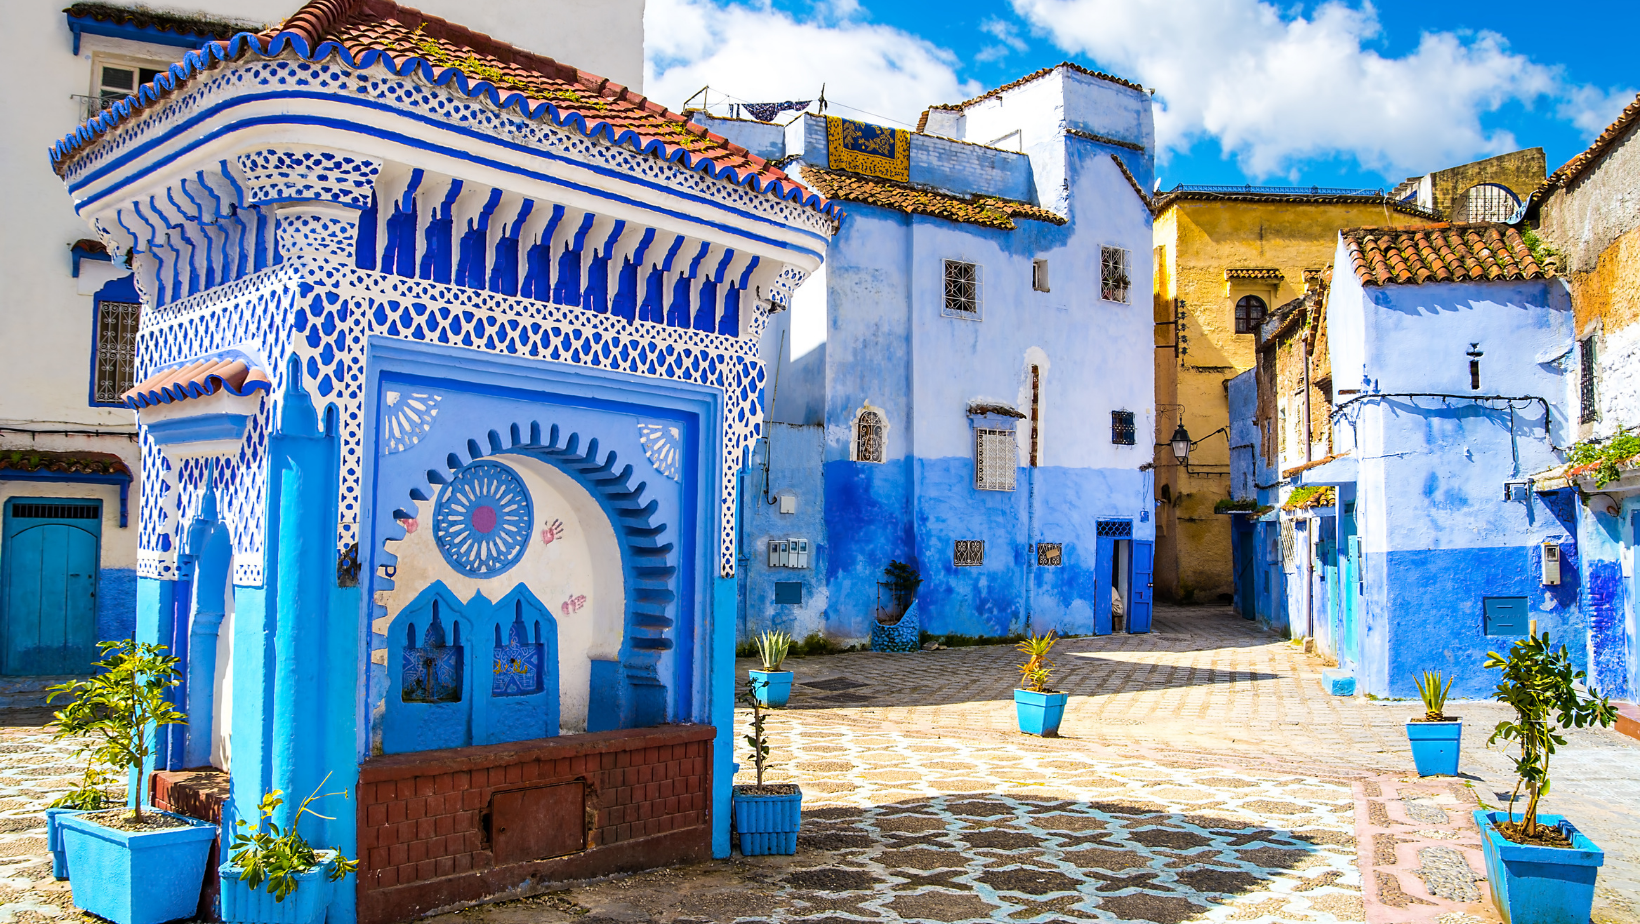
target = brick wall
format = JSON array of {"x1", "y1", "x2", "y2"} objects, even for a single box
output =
[
  {"x1": 150, "y1": 768, "x2": 230, "y2": 922},
  {"x1": 356, "y1": 725, "x2": 713, "y2": 924}
]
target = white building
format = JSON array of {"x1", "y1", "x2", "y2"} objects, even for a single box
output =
[{"x1": 0, "y1": 0, "x2": 642, "y2": 684}]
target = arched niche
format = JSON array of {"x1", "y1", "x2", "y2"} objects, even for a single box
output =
[{"x1": 384, "y1": 582, "x2": 485, "y2": 754}]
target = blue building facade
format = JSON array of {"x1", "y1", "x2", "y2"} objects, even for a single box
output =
[
  {"x1": 703, "y1": 65, "x2": 1160, "y2": 644},
  {"x1": 51, "y1": 3, "x2": 832, "y2": 921},
  {"x1": 1238, "y1": 225, "x2": 1578, "y2": 697}
]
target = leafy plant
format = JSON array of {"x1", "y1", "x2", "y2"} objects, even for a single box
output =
[
  {"x1": 1015, "y1": 631, "x2": 1058, "y2": 693},
  {"x1": 47, "y1": 639, "x2": 186, "y2": 823},
  {"x1": 229, "y1": 775, "x2": 358, "y2": 902},
  {"x1": 49, "y1": 764, "x2": 119, "y2": 810},
  {"x1": 1414, "y1": 670, "x2": 1454, "y2": 721},
  {"x1": 1283, "y1": 485, "x2": 1336, "y2": 510},
  {"x1": 754, "y1": 630, "x2": 792, "y2": 672},
  {"x1": 1566, "y1": 428, "x2": 1640, "y2": 488},
  {"x1": 1213, "y1": 498, "x2": 1258, "y2": 514},
  {"x1": 741, "y1": 677, "x2": 772, "y2": 786},
  {"x1": 883, "y1": 559, "x2": 922, "y2": 613},
  {"x1": 1484, "y1": 632, "x2": 1616, "y2": 838}
]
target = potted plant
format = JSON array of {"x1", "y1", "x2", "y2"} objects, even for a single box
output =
[
  {"x1": 48, "y1": 640, "x2": 218, "y2": 924},
  {"x1": 220, "y1": 776, "x2": 358, "y2": 924},
  {"x1": 730, "y1": 677, "x2": 801, "y2": 855},
  {"x1": 45, "y1": 763, "x2": 119, "y2": 880},
  {"x1": 1013, "y1": 631, "x2": 1068, "y2": 737},
  {"x1": 1475, "y1": 631, "x2": 1616, "y2": 924},
  {"x1": 870, "y1": 560, "x2": 922, "y2": 652},
  {"x1": 748, "y1": 630, "x2": 794, "y2": 707},
  {"x1": 1406, "y1": 670, "x2": 1461, "y2": 776}
]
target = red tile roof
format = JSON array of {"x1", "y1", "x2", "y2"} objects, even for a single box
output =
[
  {"x1": 51, "y1": 0, "x2": 832, "y2": 215},
  {"x1": 1529, "y1": 91, "x2": 1640, "y2": 205},
  {"x1": 63, "y1": 2, "x2": 258, "y2": 41},
  {"x1": 799, "y1": 166, "x2": 1064, "y2": 230},
  {"x1": 915, "y1": 63, "x2": 1144, "y2": 133},
  {"x1": 1341, "y1": 224, "x2": 1553, "y2": 287},
  {"x1": 123, "y1": 357, "x2": 272, "y2": 409},
  {"x1": 0, "y1": 450, "x2": 131, "y2": 478}
]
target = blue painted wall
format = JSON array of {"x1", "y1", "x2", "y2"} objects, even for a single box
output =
[{"x1": 1323, "y1": 240, "x2": 1578, "y2": 697}]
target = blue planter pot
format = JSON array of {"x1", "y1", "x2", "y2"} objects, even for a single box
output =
[
  {"x1": 748, "y1": 670, "x2": 793, "y2": 707},
  {"x1": 1474, "y1": 810, "x2": 1603, "y2": 924},
  {"x1": 1014, "y1": 689, "x2": 1068, "y2": 737},
  {"x1": 732, "y1": 786, "x2": 802, "y2": 856},
  {"x1": 60, "y1": 809, "x2": 218, "y2": 924},
  {"x1": 870, "y1": 601, "x2": 920, "y2": 652},
  {"x1": 1406, "y1": 719, "x2": 1462, "y2": 776},
  {"x1": 46, "y1": 808, "x2": 91, "y2": 880},
  {"x1": 219, "y1": 852, "x2": 337, "y2": 924}
]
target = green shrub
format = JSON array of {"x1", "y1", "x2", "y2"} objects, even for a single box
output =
[{"x1": 1567, "y1": 428, "x2": 1640, "y2": 488}]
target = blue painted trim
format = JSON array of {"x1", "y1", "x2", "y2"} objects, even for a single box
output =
[
  {"x1": 70, "y1": 248, "x2": 112, "y2": 278},
  {"x1": 70, "y1": 104, "x2": 829, "y2": 261},
  {"x1": 144, "y1": 412, "x2": 252, "y2": 444},
  {"x1": 88, "y1": 274, "x2": 140, "y2": 409},
  {"x1": 55, "y1": 35, "x2": 840, "y2": 219},
  {"x1": 66, "y1": 17, "x2": 221, "y2": 55},
  {"x1": 0, "y1": 471, "x2": 129, "y2": 527}
]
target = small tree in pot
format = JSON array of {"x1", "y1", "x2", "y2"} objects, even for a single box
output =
[
  {"x1": 47, "y1": 640, "x2": 218, "y2": 924},
  {"x1": 221, "y1": 776, "x2": 359, "y2": 924},
  {"x1": 730, "y1": 676, "x2": 802, "y2": 855},
  {"x1": 1474, "y1": 631, "x2": 1616, "y2": 924},
  {"x1": 870, "y1": 560, "x2": 923, "y2": 652}
]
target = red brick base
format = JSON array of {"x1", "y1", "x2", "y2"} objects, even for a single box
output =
[
  {"x1": 356, "y1": 725, "x2": 713, "y2": 924},
  {"x1": 150, "y1": 768, "x2": 231, "y2": 922}
]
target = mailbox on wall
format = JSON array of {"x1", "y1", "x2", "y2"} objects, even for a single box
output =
[{"x1": 767, "y1": 538, "x2": 810, "y2": 569}]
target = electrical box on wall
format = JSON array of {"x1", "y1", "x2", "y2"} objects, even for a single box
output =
[
  {"x1": 777, "y1": 492, "x2": 797, "y2": 514},
  {"x1": 1541, "y1": 542, "x2": 1561, "y2": 585},
  {"x1": 767, "y1": 538, "x2": 810, "y2": 569}
]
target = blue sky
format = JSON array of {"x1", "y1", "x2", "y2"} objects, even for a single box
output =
[{"x1": 645, "y1": 0, "x2": 1637, "y2": 191}]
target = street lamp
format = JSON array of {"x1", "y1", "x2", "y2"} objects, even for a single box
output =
[{"x1": 1170, "y1": 423, "x2": 1192, "y2": 463}]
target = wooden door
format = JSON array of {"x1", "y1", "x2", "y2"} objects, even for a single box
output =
[
  {"x1": 1127, "y1": 541, "x2": 1154, "y2": 633},
  {"x1": 2, "y1": 500, "x2": 102, "y2": 676}
]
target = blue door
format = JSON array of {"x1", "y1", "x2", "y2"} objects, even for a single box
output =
[
  {"x1": 1128, "y1": 540, "x2": 1155, "y2": 633},
  {"x1": 1093, "y1": 535, "x2": 1114, "y2": 636},
  {"x1": 2, "y1": 500, "x2": 102, "y2": 676}
]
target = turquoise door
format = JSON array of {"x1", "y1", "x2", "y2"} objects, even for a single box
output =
[{"x1": 2, "y1": 500, "x2": 102, "y2": 676}]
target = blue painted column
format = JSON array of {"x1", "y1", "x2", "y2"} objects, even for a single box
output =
[
  {"x1": 711, "y1": 575, "x2": 737, "y2": 859},
  {"x1": 183, "y1": 483, "x2": 232, "y2": 769},
  {"x1": 267, "y1": 364, "x2": 337, "y2": 835}
]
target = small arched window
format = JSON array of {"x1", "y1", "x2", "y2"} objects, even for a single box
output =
[
  {"x1": 1235, "y1": 295, "x2": 1267, "y2": 334},
  {"x1": 854, "y1": 408, "x2": 885, "y2": 463},
  {"x1": 1454, "y1": 183, "x2": 1521, "y2": 223}
]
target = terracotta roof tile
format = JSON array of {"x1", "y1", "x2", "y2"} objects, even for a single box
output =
[
  {"x1": 1226, "y1": 268, "x2": 1283, "y2": 281},
  {"x1": 948, "y1": 62, "x2": 1144, "y2": 111},
  {"x1": 0, "y1": 450, "x2": 132, "y2": 478},
  {"x1": 123, "y1": 356, "x2": 272, "y2": 409},
  {"x1": 1527, "y1": 91, "x2": 1640, "y2": 207},
  {"x1": 63, "y1": 2, "x2": 257, "y2": 41},
  {"x1": 51, "y1": 0, "x2": 830, "y2": 214},
  {"x1": 1341, "y1": 224, "x2": 1551, "y2": 287},
  {"x1": 799, "y1": 166, "x2": 1064, "y2": 230}
]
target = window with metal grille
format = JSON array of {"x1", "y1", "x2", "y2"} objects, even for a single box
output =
[
  {"x1": 854, "y1": 408, "x2": 885, "y2": 463},
  {"x1": 1110, "y1": 410, "x2": 1136, "y2": 445},
  {"x1": 9, "y1": 503, "x2": 100, "y2": 520},
  {"x1": 1100, "y1": 247, "x2": 1130, "y2": 303},
  {"x1": 1580, "y1": 337, "x2": 1598, "y2": 423},
  {"x1": 92, "y1": 299, "x2": 141, "y2": 405},
  {"x1": 1453, "y1": 183, "x2": 1521, "y2": 223},
  {"x1": 973, "y1": 428, "x2": 1017, "y2": 491},
  {"x1": 1096, "y1": 520, "x2": 1132, "y2": 538},
  {"x1": 954, "y1": 540, "x2": 985, "y2": 567},
  {"x1": 1234, "y1": 295, "x2": 1267, "y2": 334},
  {"x1": 1036, "y1": 542, "x2": 1063, "y2": 566},
  {"x1": 80, "y1": 62, "x2": 166, "y2": 119},
  {"x1": 943, "y1": 260, "x2": 980, "y2": 317}
]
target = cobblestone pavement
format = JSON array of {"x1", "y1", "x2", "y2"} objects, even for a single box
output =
[{"x1": 5, "y1": 607, "x2": 1637, "y2": 924}]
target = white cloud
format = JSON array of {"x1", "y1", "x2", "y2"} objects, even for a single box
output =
[
  {"x1": 976, "y1": 18, "x2": 1029, "y2": 63},
  {"x1": 1558, "y1": 85, "x2": 1639, "y2": 137},
  {"x1": 644, "y1": 0, "x2": 980, "y2": 129},
  {"x1": 1011, "y1": 0, "x2": 1613, "y2": 179}
]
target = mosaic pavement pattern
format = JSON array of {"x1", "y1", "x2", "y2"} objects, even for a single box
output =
[
  {"x1": 722, "y1": 712, "x2": 1367, "y2": 923},
  {"x1": 0, "y1": 709, "x2": 92, "y2": 924}
]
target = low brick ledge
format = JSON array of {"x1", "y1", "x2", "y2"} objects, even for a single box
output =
[
  {"x1": 358, "y1": 725, "x2": 716, "y2": 780},
  {"x1": 1617, "y1": 701, "x2": 1640, "y2": 743}
]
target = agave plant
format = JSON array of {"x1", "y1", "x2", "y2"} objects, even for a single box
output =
[
  {"x1": 1414, "y1": 670, "x2": 1454, "y2": 721},
  {"x1": 1015, "y1": 631, "x2": 1058, "y2": 693},
  {"x1": 754, "y1": 630, "x2": 793, "y2": 672}
]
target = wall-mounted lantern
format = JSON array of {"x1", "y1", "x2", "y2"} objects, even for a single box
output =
[{"x1": 1170, "y1": 423, "x2": 1192, "y2": 463}]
